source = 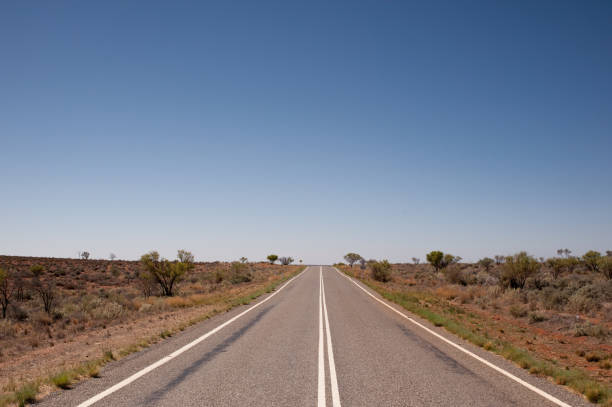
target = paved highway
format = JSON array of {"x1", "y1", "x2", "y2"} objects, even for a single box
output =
[{"x1": 39, "y1": 266, "x2": 593, "y2": 406}]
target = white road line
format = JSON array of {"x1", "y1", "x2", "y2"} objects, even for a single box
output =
[
  {"x1": 76, "y1": 268, "x2": 308, "y2": 407},
  {"x1": 318, "y1": 267, "x2": 326, "y2": 407},
  {"x1": 333, "y1": 268, "x2": 573, "y2": 407},
  {"x1": 321, "y1": 266, "x2": 341, "y2": 407}
]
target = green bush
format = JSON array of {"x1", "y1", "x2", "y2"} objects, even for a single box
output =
[
  {"x1": 426, "y1": 251, "x2": 444, "y2": 272},
  {"x1": 582, "y1": 250, "x2": 601, "y2": 272},
  {"x1": 371, "y1": 260, "x2": 392, "y2": 282},
  {"x1": 501, "y1": 252, "x2": 540, "y2": 289}
]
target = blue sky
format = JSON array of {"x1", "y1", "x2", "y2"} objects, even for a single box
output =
[{"x1": 1, "y1": 1, "x2": 611, "y2": 263}]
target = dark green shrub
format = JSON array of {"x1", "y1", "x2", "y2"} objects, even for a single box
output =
[
  {"x1": 267, "y1": 254, "x2": 278, "y2": 264},
  {"x1": 371, "y1": 260, "x2": 392, "y2": 282}
]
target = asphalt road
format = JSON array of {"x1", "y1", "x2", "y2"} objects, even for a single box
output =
[{"x1": 39, "y1": 266, "x2": 594, "y2": 407}]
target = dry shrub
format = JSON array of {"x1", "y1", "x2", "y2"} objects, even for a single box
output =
[
  {"x1": 509, "y1": 304, "x2": 528, "y2": 318},
  {"x1": 434, "y1": 286, "x2": 461, "y2": 300},
  {"x1": 33, "y1": 311, "x2": 53, "y2": 326},
  {"x1": 165, "y1": 296, "x2": 191, "y2": 308},
  {"x1": 91, "y1": 301, "x2": 124, "y2": 320},
  {"x1": 0, "y1": 319, "x2": 16, "y2": 338}
]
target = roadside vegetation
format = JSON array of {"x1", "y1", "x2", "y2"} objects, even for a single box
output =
[
  {"x1": 338, "y1": 249, "x2": 612, "y2": 405},
  {"x1": 0, "y1": 254, "x2": 302, "y2": 406}
]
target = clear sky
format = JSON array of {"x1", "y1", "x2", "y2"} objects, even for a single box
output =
[{"x1": 1, "y1": 1, "x2": 611, "y2": 264}]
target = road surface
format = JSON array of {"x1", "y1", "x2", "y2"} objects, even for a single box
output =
[{"x1": 39, "y1": 266, "x2": 593, "y2": 406}]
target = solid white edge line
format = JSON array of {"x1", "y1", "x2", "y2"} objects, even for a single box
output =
[
  {"x1": 333, "y1": 267, "x2": 573, "y2": 407},
  {"x1": 321, "y1": 267, "x2": 341, "y2": 407},
  {"x1": 318, "y1": 267, "x2": 326, "y2": 407},
  {"x1": 76, "y1": 267, "x2": 308, "y2": 407}
]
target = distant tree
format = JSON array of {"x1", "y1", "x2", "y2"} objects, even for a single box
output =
[
  {"x1": 478, "y1": 257, "x2": 494, "y2": 272},
  {"x1": 606, "y1": 250, "x2": 612, "y2": 257},
  {"x1": 239, "y1": 257, "x2": 248, "y2": 264},
  {"x1": 371, "y1": 260, "x2": 392, "y2": 282},
  {"x1": 426, "y1": 251, "x2": 444, "y2": 272},
  {"x1": 0, "y1": 268, "x2": 14, "y2": 319},
  {"x1": 501, "y1": 252, "x2": 540, "y2": 289},
  {"x1": 267, "y1": 254, "x2": 278, "y2": 264},
  {"x1": 279, "y1": 257, "x2": 294, "y2": 265},
  {"x1": 556, "y1": 249, "x2": 563, "y2": 257},
  {"x1": 80, "y1": 251, "x2": 90, "y2": 260},
  {"x1": 109, "y1": 253, "x2": 117, "y2": 261},
  {"x1": 299, "y1": 259, "x2": 303, "y2": 264},
  {"x1": 411, "y1": 257, "x2": 420, "y2": 265},
  {"x1": 582, "y1": 250, "x2": 601, "y2": 272},
  {"x1": 344, "y1": 253, "x2": 363, "y2": 268},
  {"x1": 140, "y1": 250, "x2": 194, "y2": 296},
  {"x1": 494, "y1": 255, "x2": 505, "y2": 265},
  {"x1": 562, "y1": 257, "x2": 580, "y2": 273},
  {"x1": 30, "y1": 264, "x2": 45, "y2": 277},
  {"x1": 440, "y1": 254, "x2": 460, "y2": 269},
  {"x1": 359, "y1": 258, "x2": 367, "y2": 270},
  {"x1": 563, "y1": 249, "x2": 572, "y2": 258}
]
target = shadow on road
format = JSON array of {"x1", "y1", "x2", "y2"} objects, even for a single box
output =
[{"x1": 144, "y1": 306, "x2": 273, "y2": 404}]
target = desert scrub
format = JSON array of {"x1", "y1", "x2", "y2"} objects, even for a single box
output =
[
  {"x1": 370, "y1": 260, "x2": 392, "y2": 282},
  {"x1": 51, "y1": 371, "x2": 73, "y2": 389},
  {"x1": 14, "y1": 383, "x2": 38, "y2": 407},
  {"x1": 350, "y1": 272, "x2": 612, "y2": 405}
]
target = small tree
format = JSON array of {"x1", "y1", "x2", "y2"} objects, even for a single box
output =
[
  {"x1": 478, "y1": 257, "x2": 494, "y2": 272},
  {"x1": 140, "y1": 250, "x2": 194, "y2": 296},
  {"x1": 359, "y1": 258, "x2": 367, "y2": 270},
  {"x1": 109, "y1": 253, "x2": 117, "y2": 261},
  {"x1": 239, "y1": 257, "x2": 248, "y2": 264},
  {"x1": 501, "y1": 252, "x2": 540, "y2": 289},
  {"x1": 267, "y1": 254, "x2": 278, "y2": 264},
  {"x1": 32, "y1": 279, "x2": 57, "y2": 315},
  {"x1": 135, "y1": 270, "x2": 157, "y2": 298},
  {"x1": 494, "y1": 255, "x2": 505, "y2": 265},
  {"x1": 582, "y1": 250, "x2": 601, "y2": 272},
  {"x1": 426, "y1": 251, "x2": 444, "y2": 272},
  {"x1": 411, "y1": 257, "x2": 420, "y2": 265},
  {"x1": 279, "y1": 257, "x2": 294, "y2": 265},
  {"x1": 344, "y1": 253, "x2": 362, "y2": 267},
  {"x1": 606, "y1": 250, "x2": 612, "y2": 257},
  {"x1": 80, "y1": 251, "x2": 90, "y2": 260},
  {"x1": 0, "y1": 268, "x2": 14, "y2": 319},
  {"x1": 371, "y1": 260, "x2": 392, "y2": 282},
  {"x1": 546, "y1": 258, "x2": 564, "y2": 279}
]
